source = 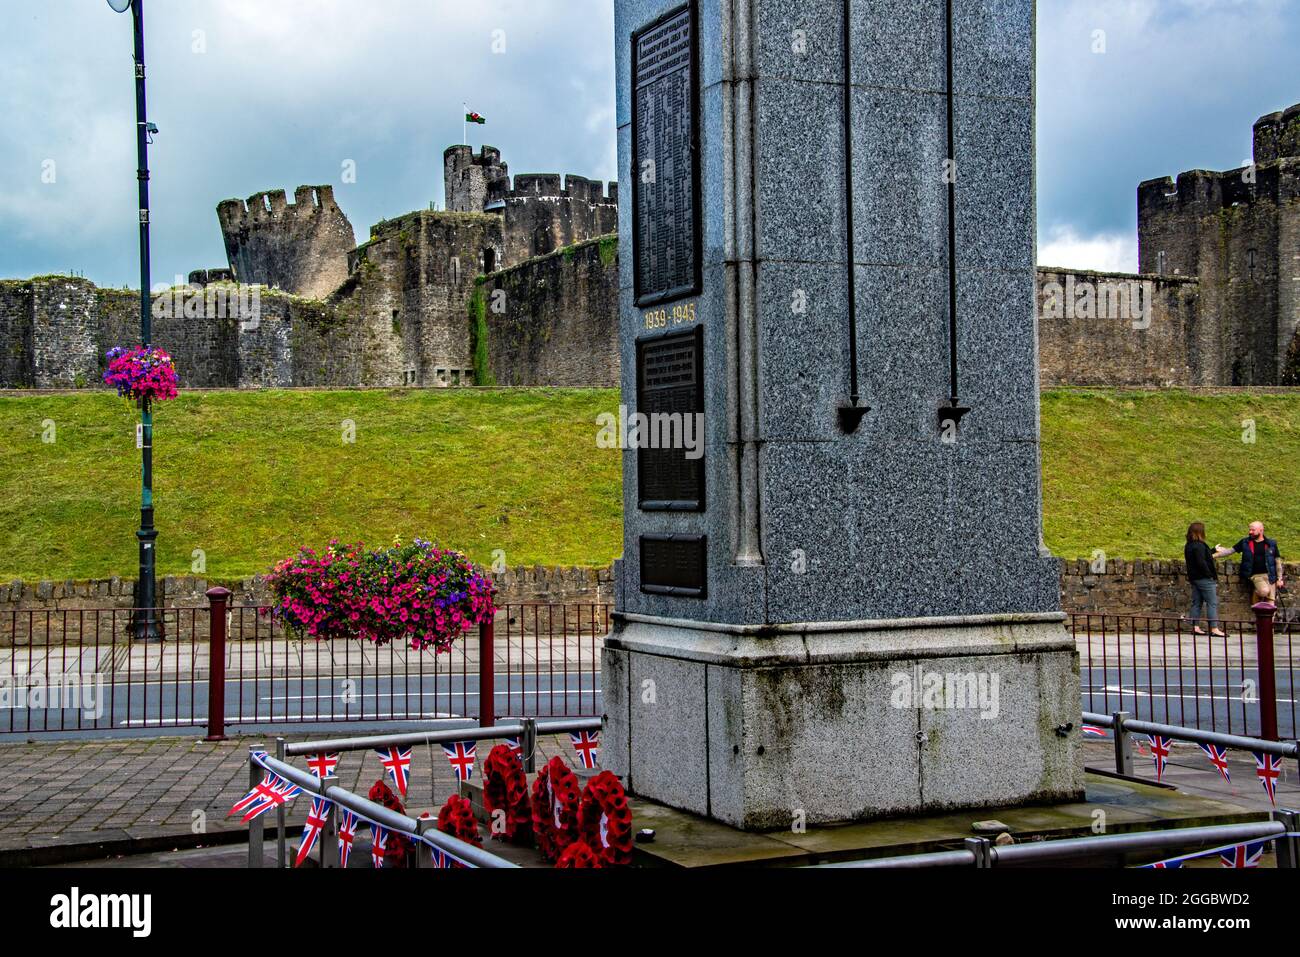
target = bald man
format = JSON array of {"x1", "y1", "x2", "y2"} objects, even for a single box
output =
[{"x1": 1215, "y1": 522, "x2": 1284, "y2": 604}]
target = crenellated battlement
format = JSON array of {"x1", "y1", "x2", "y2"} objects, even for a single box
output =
[
  {"x1": 217, "y1": 184, "x2": 355, "y2": 300},
  {"x1": 492, "y1": 172, "x2": 619, "y2": 205},
  {"x1": 217, "y1": 185, "x2": 342, "y2": 231},
  {"x1": 1254, "y1": 103, "x2": 1300, "y2": 165},
  {"x1": 1136, "y1": 101, "x2": 1300, "y2": 385}
]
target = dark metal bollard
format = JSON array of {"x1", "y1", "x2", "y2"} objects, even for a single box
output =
[
  {"x1": 205, "y1": 587, "x2": 231, "y2": 742},
  {"x1": 479, "y1": 617, "x2": 495, "y2": 729},
  {"x1": 1254, "y1": 602, "x2": 1279, "y2": 742}
]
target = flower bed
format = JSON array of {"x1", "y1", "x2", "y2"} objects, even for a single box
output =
[{"x1": 264, "y1": 538, "x2": 495, "y2": 651}]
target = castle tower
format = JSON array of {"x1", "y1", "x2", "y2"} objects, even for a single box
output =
[
  {"x1": 216, "y1": 186, "x2": 356, "y2": 300},
  {"x1": 444, "y1": 146, "x2": 510, "y2": 213},
  {"x1": 1138, "y1": 103, "x2": 1300, "y2": 385}
]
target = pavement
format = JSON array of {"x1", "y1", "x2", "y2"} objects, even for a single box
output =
[
  {"x1": 35, "y1": 738, "x2": 1294, "y2": 870},
  {"x1": 0, "y1": 730, "x2": 574, "y2": 867}
]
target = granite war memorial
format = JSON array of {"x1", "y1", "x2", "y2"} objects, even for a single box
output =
[{"x1": 602, "y1": 0, "x2": 1086, "y2": 829}]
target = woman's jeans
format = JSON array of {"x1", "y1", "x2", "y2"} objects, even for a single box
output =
[{"x1": 1188, "y1": 579, "x2": 1219, "y2": 628}]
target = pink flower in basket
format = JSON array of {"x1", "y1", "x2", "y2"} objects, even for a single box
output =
[{"x1": 103, "y1": 346, "x2": 179, "y2": 402}]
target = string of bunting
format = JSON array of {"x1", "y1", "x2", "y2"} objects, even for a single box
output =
[
  {"x1": 1080, "y1": 726, "x2": 1288, "y2": 805},
  {"x1": 1142, "y1": 837, "x2": 1285, "y2": 869},
  {"x1": 239, "y1": 735, "x2": 615, "y2": 869}
]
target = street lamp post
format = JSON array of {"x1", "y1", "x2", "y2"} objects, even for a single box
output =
[{"x1": 110, "y1": 0, "x2": 161, "y2": 642}]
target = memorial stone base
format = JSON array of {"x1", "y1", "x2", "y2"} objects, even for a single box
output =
[{"x1": 602, "y1": 613, "x2": 1086, "y2": 830}]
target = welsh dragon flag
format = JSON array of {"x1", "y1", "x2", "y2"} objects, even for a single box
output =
[{"x1": 466, "y1": 111, "x2": 487, "y2": 125}]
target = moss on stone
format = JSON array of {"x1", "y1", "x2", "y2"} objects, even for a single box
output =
[
  {"x1": 598, "y1": 234, "x2": 619, "y2": 267},
  {"x1": 467, "y1": 283, "x2": 495, "y2": 387}
]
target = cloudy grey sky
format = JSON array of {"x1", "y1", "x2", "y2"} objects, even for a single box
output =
[{"x1": 1, "y1": 0, "x2": 1296, "y2": 287}]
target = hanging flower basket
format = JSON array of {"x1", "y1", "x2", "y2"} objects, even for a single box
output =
[
  {"x1": 263, "y1": 538, "x2": 496, "y2": 651},
  {"x1": 102, "y1": 346, "x2": 179, "y2": 402}
]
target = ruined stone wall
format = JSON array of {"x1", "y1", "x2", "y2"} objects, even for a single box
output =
[
  {"x1": 0, "y1": 280, "x2": 34, "y2": 388},
  {"x1": 480, "y1": 235, "x2": 620, "y2": 388},
  {"x1": 218, "y1": 185, "x2": 356, "y2": 300},
  {"x1": 1036, "y1": 269, "x2": 1203, "y2": 387}
]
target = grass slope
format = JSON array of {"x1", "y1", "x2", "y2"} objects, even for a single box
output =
[
  {"x1": 0, "y1": 389, "x2": 622, "y2": 582},
  {"x1": 0, "y1": 388, "x2": 1296, "y2": 582},
  {"x1": 1040, "y1": 389, "x2": 1299, "y2": 560}
]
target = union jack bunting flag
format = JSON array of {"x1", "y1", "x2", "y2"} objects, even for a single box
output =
[
  {"x1": 230, "y1": 773, "x2": 301, "y2": 822},
  {"x1": 442, "y1": 741, "x2": 477, "y2": 782},
  {"x1": 371, "y1": 824, "x2": 389, "y2": 869},
  {"x1": 570, "y1": 730, "x2": 600, "y2": 770},
  {"x1": 337, "y1": 810, "x2": 360, "y2": 868},
  {"x1": 1082, "y1": 725, "x2": 1107, "y2": 737},
  {"x1": 1148, "y1": 735, "x2": 1172, "y2": 782},
  {"x1": 1220, "y1": 841, "x2": 1266, "y2": 868},
  {"x1": 229, "y1": 773, "x2": 278, "y2": 817},
  {"x1": 1144, "y1": 858, "x2": 1184, "y2": 869},
  {"x1": 504, "y1": 736, "x2": 522, "y2": 758},
  {"x1": 295, "y1": 796, "x2": 333, "y2": 867},
  {"x1": 306, "y1": 752, "x2": 340, "y2": 779},
  {"x1": 1254, "y1": 751, "x2": 1282, "y2": 806},
  {"x1": 375, "y1": 746, "x2": 413, "y2": 796},
  {"x1": 244, "y1": 776, "x2": 302, "y2": 823},
  {"x1": 1199, "y1": 743, "x2": 1232, "y2": 783}
]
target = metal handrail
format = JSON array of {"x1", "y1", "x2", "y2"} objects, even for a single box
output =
[
  {"x1": 283, "y1": 717, "x2": 600, "y2": 756},
  {"x1": 817, "y1": 848, "x2": 977, "y2": 869},
  {"x1": 1083, "y1": 711, "x2": 1298, "y2": 757},
  {"x1": 811, "y1": 813, "x2": 1298, "y2": 869},
  {"x1": 249, "y1": 750, "x2": 519, "y2": 869}
]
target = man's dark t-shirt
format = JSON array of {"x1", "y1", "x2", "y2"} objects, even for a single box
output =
[{"x1": 1236, "y1": 537, "x2": 1277, "y2": 579}]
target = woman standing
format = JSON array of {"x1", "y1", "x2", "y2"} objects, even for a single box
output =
[{"x1": 1185, "y1": 522, "x2": 1225, "y2": 637}]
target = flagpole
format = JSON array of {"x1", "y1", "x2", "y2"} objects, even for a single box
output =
[{"x1": 463, "y1": 101, "x2": 467, "y2": 147}]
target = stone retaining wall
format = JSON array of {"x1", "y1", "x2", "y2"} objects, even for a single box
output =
[
  {"x1": 1061, "y1": 558, "x2": 1298, "y2": 622},
  {"x1": 4, "y1": 559, "x2": 1295, "y2": 642}
]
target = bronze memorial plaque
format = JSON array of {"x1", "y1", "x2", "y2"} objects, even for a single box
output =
[
  {"x1": 640, "y1": 534, "x2": 707, "y2": 598},
  {"x1": 637, "y1": 327, "x2": 704, "y2": 511},
  {"x1": 632, "y1": 5, "x2": 699, "y2": 306}
]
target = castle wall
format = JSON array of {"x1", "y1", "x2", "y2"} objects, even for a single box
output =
[
  {"x1": 1036, "y1": 269, "x2": 1202, "y2": 387},
  {"x1": 218, "y1": 185, "x2": 355, "y2": 300},
  {"x1": 501, "y1": 175, "x2": 620, "y2": 266},
  {"x1": 1138, "y1": 103, "x2": 1300, "y2": 387},
  {"x1": 0, "y1": 281, "x2": 34, "y2": 388},
  {"x1": 480, "y1": 235, "x2": 620, "y2": 388},
  {"x1": 444, "y1": 145, "x2": 510, "y2": 213},
  {"x1": 30, "y1": 277, "x2": 99, "y2": 388},
  {"x1": 344, "y1": 211, "x2": 506, "y2": 387}
]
